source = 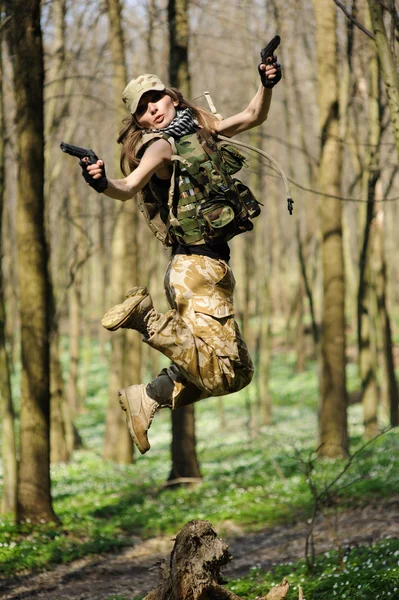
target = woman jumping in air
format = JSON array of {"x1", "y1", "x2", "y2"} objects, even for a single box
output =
[{"x1": 81, "y1": 47, "x2": 281, "y2": 454}]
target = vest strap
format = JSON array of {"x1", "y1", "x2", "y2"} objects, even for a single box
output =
[{"x1": 171, "y1": 154, "x2": 191, "y2": 168}]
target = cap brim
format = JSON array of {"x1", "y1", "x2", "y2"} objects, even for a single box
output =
[{"x1": 129, "y1": 83, "x2": 165, "y2": 115}]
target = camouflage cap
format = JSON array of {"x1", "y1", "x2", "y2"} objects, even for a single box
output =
[{"x1": 122, "y1": 74, "x2": 166, "y2": 115}]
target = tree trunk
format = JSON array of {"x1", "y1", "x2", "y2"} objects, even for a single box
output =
[
  {"x1": 339, "y1": 1, "x2": 358, "y2": 341},
  {"x1": 254, "y1": 251, "x2": 272, "y2": 427},
  {"x1": 167, "y1": 0, "x2": 201, "y2": 483},
  {"x1": 142, "y1": 520, "x2": 298, "y2": 600},
  {"x1": 295, "y1": 284, "x2": 306, "y2": 372},
  {"x1": 357, "y1": 6, "x2": 380, "y2": 439},
  {"x1": 372, "y1": 190, "x2": 399, "y2": 428},
  {"x1": 313, "y1": 0, "x2": 349, "y2": 458},
  {"x1": 268, "y1": 174, "x2": 285, "y2": 318},
  {"x1": 290, "y1": 7, "x2": 320, "y2": 362},
  {"x1": 67, "y1": 179, "x2": 84, "y2": 416},
  {"x1": 44, "y1": 0, "x2": 66, "y2": 136},
  {"x1": 296, "y1": 227, "x2": 319, "y2": 357},
  {"x1": 50, "y1": 337, "x2": 70, "y2": 463},
  {"x1": 97, "y1": 198, "x2": 110, "y2": 360},
  {"x1": 242, "y1": 232, "x2": 255, "y2": 436},
  {"x1": 146, "y1": 0, "x2": 156, "y2": 70},
  {"x1": 253, "y1": 129, "x2": 272, "y2": 427},
  {"x1": 0, "y1": 8, "x2": 18, "y2": 513},
  {"x1": 5, "y1": 0, "x2": 57, "y2": 522},
  {"x1": 271, "y1": 0, "x2": 306, "y2": 371},
  {"x1": 103, "y1": 0, "x2": 134, "y2": 463},
  {"x1": 103, "y1": 241, "x2": 135, "y2": 464},
  {"x1": 45, "y1": 0, "x2": 70, "y2": 463},
  {"x1": 122, "y1": 197, "x2": 141, "y2": 455},
  {"x1": 168, "y1": 410, "x2": 202, "y2": 484},
  {"x1": 367, "y1": 0, "x2": 399, "y2": 161},
  {"x1": 168, "y1": 0, "x2": 191, "y2": 95}
]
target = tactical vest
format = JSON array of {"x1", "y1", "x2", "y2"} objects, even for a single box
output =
[{"x1": 137, "y1": 129, "x2": 261, "y2": 247}]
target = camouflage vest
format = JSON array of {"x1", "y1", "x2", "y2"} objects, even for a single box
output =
[{"x1": 137, "y1": 129, "x2": 261, "y2": 247}]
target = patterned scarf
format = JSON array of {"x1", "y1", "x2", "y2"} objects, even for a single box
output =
[{"x1": 149, "y1": 107, "x2": 198, "y2": 139}]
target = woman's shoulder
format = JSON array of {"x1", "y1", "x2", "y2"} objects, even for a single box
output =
[{"x1": 138, "y1": 133, "x2": 175, "y2": 158}]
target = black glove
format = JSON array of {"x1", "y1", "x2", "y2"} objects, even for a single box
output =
[
  {"x1": 80, "y1": 159, "x2": 108, "y2": 193},
  {"x1": 258, "y1": 59, "x2": 282, "y2": 89}
]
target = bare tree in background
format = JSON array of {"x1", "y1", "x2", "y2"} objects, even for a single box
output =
[
  {"x1": 367, "y1": 0, "x2": 399, "y2": 161},
  {"x1": 167, "y1": 0, "x2": 201, "y2": 484},
  {"x1": 313, "y1": 0, "x2": 349, "y2": 458},
  {"x1": 372, "y1": 186, "x2": 399, "y2": 428},
  {"x1": 365, "y1": 1, "x2": 399, "y2": 428},
  {"x1": 0, "y1": 3, "x2": 17, "y2": 515},
  {"x1": 4, "y1": 0, "x2": 57, "y2": 522},
  {"x1": 103, "y1": 0, "x2": 135, "y2": 464},
  {"x1": 357, "y1": 6, "x2": 380, "y2": 438},
  {"x1": 45, "y1": 0, "x2": 70, "y2": 463},
  {"x1": 168, "y1": 0, "x2": 191, "y2": 94}
]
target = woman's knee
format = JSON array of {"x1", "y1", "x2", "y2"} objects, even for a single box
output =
[
  {"x1": 229, "y1": 361, "x2": 254, "y2": 394},
  {"x1": 208, "y1": 360, "x2": 254, "y2": 397}
]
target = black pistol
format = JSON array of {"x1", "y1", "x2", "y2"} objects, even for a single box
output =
[
  {"x1": 260, "y1": 35, "x2": 281, "y2": 64},
  {"x1": 60, "y1": 142, "x2": 99, "y2": 165}
]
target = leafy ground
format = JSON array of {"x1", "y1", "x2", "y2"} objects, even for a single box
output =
[
  {"x1": 226, "y1": 538, "x2": 399, "y2": 600},
  {"x1": 0, "y1": 350, "x2": 398, "y2": 598}
]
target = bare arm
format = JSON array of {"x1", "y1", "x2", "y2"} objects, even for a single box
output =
[
  {"x1": 87, "y1": 139, "x2": 172, "y2": 201},
  {"x1": 86, "y1": 62, "x2": 279, "y2": 194},
  {"x1": 216, "y1": 63, "x2": 276, "y2": 137}
]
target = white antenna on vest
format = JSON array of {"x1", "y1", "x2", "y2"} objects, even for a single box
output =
[{"x1": 204, "y1": 91, "x2": 223, "y2": 120}]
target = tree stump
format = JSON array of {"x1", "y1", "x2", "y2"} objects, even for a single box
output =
[{"x1": 142, "y1": 520, "x2": 303, "y2": 600}]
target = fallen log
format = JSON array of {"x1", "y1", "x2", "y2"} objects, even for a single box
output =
[{"x1": 142, "y1": 520, "x2": 303, "y2": 600}]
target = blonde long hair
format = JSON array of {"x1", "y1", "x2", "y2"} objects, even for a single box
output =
[{"x1": 117, "y1": 87, "x2": 218, "y2": 176}]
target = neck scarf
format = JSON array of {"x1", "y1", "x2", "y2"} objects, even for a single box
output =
[{"x1": 149, "y1": 107, "x2": 198, "y2": 139}]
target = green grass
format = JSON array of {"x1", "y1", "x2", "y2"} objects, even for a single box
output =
[
  {"x1": 0, "y1": 348, "x2": 398, "y2": 589},
  {"x1": 225, "y1": 538, "x2": 399, "y2": 599}
]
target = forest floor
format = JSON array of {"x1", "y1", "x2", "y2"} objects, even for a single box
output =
[{"x1": 1, "y1": 497, "x2": 398, "y2": 600}]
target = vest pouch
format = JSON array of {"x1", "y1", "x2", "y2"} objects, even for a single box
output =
[
  {"x1": 233, "y1": 179, "x2": 262, "y2": 219},
  {"x1": 197, "y1": 197, "x2": 237, "y2": 243},
  {"x1": 218, "y1": 144, "x2": 248, "y2": 175}
]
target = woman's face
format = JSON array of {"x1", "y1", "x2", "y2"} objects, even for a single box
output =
[{"x1": 135, "y1": 91, "x2": 178, "y2": 129}]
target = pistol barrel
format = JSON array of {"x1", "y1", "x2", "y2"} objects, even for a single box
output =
[
  {"x1": 60, "y1": 142, "x2": 97, "y2": 162},
  {"x1": 260, "y1": 35, "x2": 281, "y2": 63}
]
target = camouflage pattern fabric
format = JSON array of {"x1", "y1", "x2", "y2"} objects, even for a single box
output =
[
  {"x1": 137, "y1": 131, "x2": 259, "y2": 248},
  {"x1": 144, "y1": 254, "x2": 254, "y2": 408}
]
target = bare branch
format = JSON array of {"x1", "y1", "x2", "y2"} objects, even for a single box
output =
[
  {"x1": 0, "y1": 14, "x2": 12, "y2": 34},
  {"x1": 316, "y1": 428, "x2": 391, "y2": 504},
  {"x1": 333, "y1": 0, "x2": 375, "y2": 39}
]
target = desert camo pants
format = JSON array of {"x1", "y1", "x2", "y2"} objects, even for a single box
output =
[{"x1": 144, "y1": 254, "x2": 254, "y2": 409}]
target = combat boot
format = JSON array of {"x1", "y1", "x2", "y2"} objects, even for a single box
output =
[
  {"x1": 101, "y1": 286, "x2": 157, "y2": 335},
  {"x1": 118, "y1": 384, "x2": 159, "y2": 454}
]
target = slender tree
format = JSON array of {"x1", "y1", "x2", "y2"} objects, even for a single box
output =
[
  {"x1": 367, "y1": 0, "x2": 399, "y2": 161},
  {"x1": 45, "y1": 0, "x2": 70, "y2": 463},
  {"x1": 67, "y1": 178, "x2": 85, "y2": 414},
  {"x1": 103, "y1": 0, "x2": 136, "y2": 463},
  {"x1": 313, "y1": 0, "x2": 349, "y2": 458},
  {"x1": 146, "y1": 0, "x2": 156, "y2": 70},
  {"x1": 167, "y1": 0, "x2": 201, "y2": 484},
  {"x1": 290, "y1": 2, "x2": 320, "y2": 361},
  {"x1": 4, "y1": 0, "x2": 57, "y2": 521},
  {"x1": 372, "y1": 189, "x2": 399, "y2": 428},
  {"x1": 168, "y1": 0, "x2": 191, "y2": 94},
  {"x1": 0, "y1": 4, "x2": 18, "y2": 515},
  {"x1": 365, "y1": 5, "x2": 399, "y2": 426},
  {"x1": 357, "y1": 6, "x2": 380, "y2": 438},
  {"x1": 254, "y1": 140, "x2": 272, "y2": 428}
]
